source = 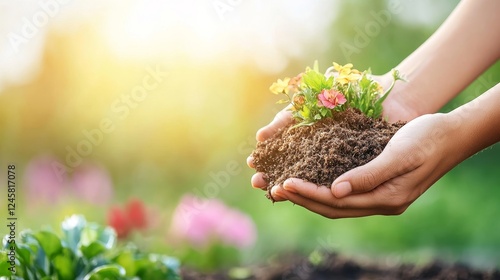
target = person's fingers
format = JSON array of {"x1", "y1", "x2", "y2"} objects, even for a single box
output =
[
  {"x1": 281, "y1": 178, "x2": 338, "y2": 206},
  {"x1": 274, "y1": 177, "x2": 415, "y2": 217},
  {"x1": 331, "y1": 139, "x2": 423, "y2": 198},
  {"x1": 282, "y1": 178, "x2": 395, "y2": 210},
  {"x1": 277, "y1": 174, "x2": 414, "y2": 211},
  {"x1": 251, "y1": 173, "x2": 268, "y2": 190},
  {"x1": 246, "y1": 156, "x2": 255, "y2": 168},
  {"x1": 256, "y1": 107, "x2": 293, "y2": 142},
  {"x1": 279, "y1": 190, "x2": 393, "y2": 219},
  {"x1": 270, "y1": 185, "x2": 288, "y2": 202}
]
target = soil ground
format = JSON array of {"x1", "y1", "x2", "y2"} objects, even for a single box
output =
[
  {"x1": 182, "y1": 252, "x2": 500, "y2": 280},
  {"x1": 252, "y1": 108, "x2": 405, "y2": 198}
]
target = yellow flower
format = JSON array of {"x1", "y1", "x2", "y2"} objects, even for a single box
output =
[
  {"x1": 336, "y1": 72, "x2": 361, "y2": 85},
  {"x1": 374, "y1": 81, "x2": 384, "y2": 95},
  {"x1": 333, "y1": 62, "x2": 353, "y2": 75},
  {"x1": 333, "y1": 62, "x2": 361, "y2": 85},
  {"x1": 269, "y1": 78, "x2": 290, "y2": 94},
  {"x1": 351, "y1": 69, "x2": 361, "y2": 75}
]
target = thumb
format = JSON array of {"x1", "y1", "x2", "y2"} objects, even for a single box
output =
[
  {"x1": 331, "y1": 143, "x2": 416, "y2": 198},
  {"x1": 256, "y1": 107, "x2": 292, "y2": 142}
]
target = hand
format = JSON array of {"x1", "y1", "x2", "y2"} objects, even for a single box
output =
[
  {"x1": 247, "y1": 106, "x2": 293, "y2": 191},
  {"x1": 267, "y1": 113, "x2": 467, "y2": 218},
  {"x1": 247, "y1": 72, "x2": 419, "y2": 192}
]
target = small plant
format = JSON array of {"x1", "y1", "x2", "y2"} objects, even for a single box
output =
[
  {"x1": 270, "y1": 61, "x2": 404, "y2": 127},
  {"x1": 0, "y1": 215, "x2": 180, "y2": 280}
]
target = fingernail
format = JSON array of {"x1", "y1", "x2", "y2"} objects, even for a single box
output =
[
  {"x1": 246, "y1": 156, "x2": 254, "y2": 168},
  {"x1": 271, "y1": 187, "x2": 287, "y2": 200},
  {"x1": 283, "y1": 180, "x2": 297, "y2": 193},
  {"x1": 333, "y1": 181, "x2": 352, "y2": 198}
]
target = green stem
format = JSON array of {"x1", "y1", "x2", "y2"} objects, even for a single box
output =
[{"x1": 375, "y1": 69, "x2": 405, "y2": 106}]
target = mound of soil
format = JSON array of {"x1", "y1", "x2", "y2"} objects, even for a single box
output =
[
  {"x1": 181, "y1": 252, "x2": 500, "y2": 280},
  {"x1": 251, "y1": 108, "x2": 405, "y2": 198}
]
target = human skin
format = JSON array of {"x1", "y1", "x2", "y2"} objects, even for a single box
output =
[{"x1": 247, "y1": 0, "x2": 500, "y2": 218}]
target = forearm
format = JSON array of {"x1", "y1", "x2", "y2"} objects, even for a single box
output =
[
  {"x1": 385, "y1": 0, "x2": 500, "y2": 117},
  {"x1": 447, "y1": 83, "x2": 500, "y2": 161}
]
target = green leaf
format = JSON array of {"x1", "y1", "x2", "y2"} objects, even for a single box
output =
[
  {"x1": 302, "y1": 70, "x2": 327, "y2": 93},
  {"x1": 325, "y1": 76, "x2": 334, "y2": 88},
  {"x1": 80, "y1": 224, "x2": 98, "y2": 246},
  {"x1": 83, "y1": 264, "x2": 126, "y2": 280},
  {"x1": 312, "y1": 60, "x2": 319, "y2": 72},
  {"x1": 79, "y1": 224, "x2": 116, "y2": 249},
  {"x1": 16, "y1": 245, "x2": 30, "y2": 262},
  {"x1": 34, "y1": 231, "x2": 62, "y2": 260},
  {"x1": 53, "y1": 251, "x2": 74, "y2": 280},
  {"x1": 299, "y1": 106, "x2": 310, "y2": 119},
  {"x1": 358, "y1": 72, "x2": 371, "y2": 90},
  {"x1": 80, "y1": 242, "x2": 106, "y2": 260},
  {"x1": 135, "y1": 254, "x2": 181, "y2": 280},
  {"x1": 114, "y1": 250, "x2": 136, "y2": 276},
  {"x1": 61, "y1": 215, "x2": 87, "y2": 253},
  {"x1": 79, "y1": 225, "x2": 116, "y2": 260},
  {"x1": 0, "y1": 251, "x2": 13, "y2": 277}
]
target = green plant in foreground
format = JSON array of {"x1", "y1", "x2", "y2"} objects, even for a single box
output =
[
  {"x1": 0, "y1": 215, "x2": 180, "y2": 280},
  {"x1": 270, "y1": 61, "x2": 405, "y2": 127}
]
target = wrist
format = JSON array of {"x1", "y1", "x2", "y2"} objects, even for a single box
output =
[
  {"x1": 379, "y1": 71, "x2": 422, "y2": 122},
  {"x1": 447, "y1": 84, "x2": 500, "y2": 159},
  {"x1": 440, "y1": 112, "x2": 475, "y2": 164}
]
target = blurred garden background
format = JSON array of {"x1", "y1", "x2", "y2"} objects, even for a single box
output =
[{"x1": 1, "y1": 0, "x2": 499, "y2": 272}]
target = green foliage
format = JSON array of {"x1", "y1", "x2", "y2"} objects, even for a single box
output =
[
  {"x1": 179, "y1": 243, "x2": 240, "y2": 272},
  {"x1": 0, "y1": 215, "x2": 180, "y2": 280},
  {"x1": 301, "y1": 68, "x2": 333, "y2": 93}
]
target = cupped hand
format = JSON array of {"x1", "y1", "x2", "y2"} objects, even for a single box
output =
[
  {"x1": 268, "y1": 113, "x2": 466, "y2": 218},
  {"x1": 247, "y1": 106, "x2": 293, "y2": 191},
  {"x1": 247, "y1": 74, "x2": 419, "y2": 193}
]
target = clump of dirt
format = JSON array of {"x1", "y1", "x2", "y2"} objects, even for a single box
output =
[
  {"x1": 181, "y1": 252, "x2": 500, "y2": 280},
  {"x1": 251, "y1": 108, "x2": 405, "y2": 197}
]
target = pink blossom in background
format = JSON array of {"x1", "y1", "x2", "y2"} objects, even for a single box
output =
[
  {"x1": 71, "y1": 163, "x2": 113, "y2": 205},
  {"x1": 215, "y1": 208, "x2": 257, "y2": 248},
  {"x1": 25, "y1": 155, "x2": 66, "y2": 203},
  {"x1": 169, "y1": 194, "x2": 257, "y2": 249}
]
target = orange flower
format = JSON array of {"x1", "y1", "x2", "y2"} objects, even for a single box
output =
[
  {"x1": 292, "y1": 94, "x2": 305, "y2": 108},
  {"x1": 288, "y1": 73, "x2": 303, "y2": 93}
]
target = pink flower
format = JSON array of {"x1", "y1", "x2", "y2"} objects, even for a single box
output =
[
  {"x1": 24, "y1": 155, "x2": 67, "y2": 203},
  {"x1": 71, "y1": 163, "x2": 113, "y2": 205},
  {"x1": 318, "y1": 89, "x2": 346, "y2": 109},
  {"x1": 169, "y1": 195, "x2": 257, "y2": 249}
]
